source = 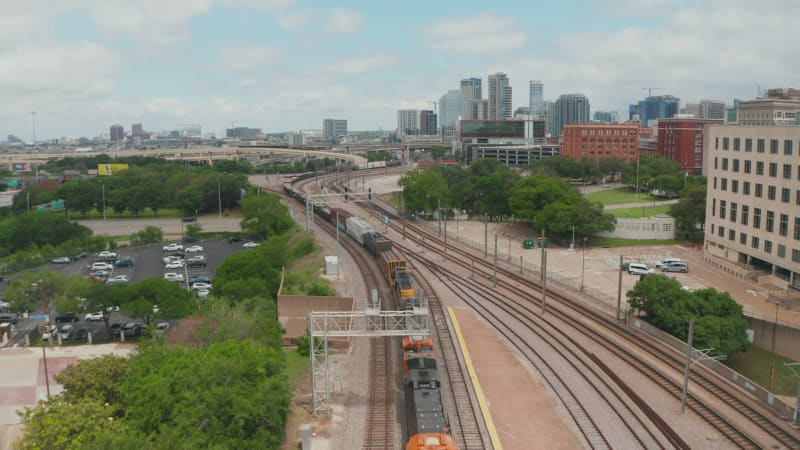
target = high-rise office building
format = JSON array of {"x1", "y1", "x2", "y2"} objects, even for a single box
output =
[
  {"x1": 549, "y1": 94, "x2": 591, "y2": 136},
  {"x1": 420, "y1": 110, "x2": 437, "y2": 136},
  {"x1": 397, "y1": 110, "x2": 420, "y2": 137},
  {"x1": 593, "y1": 111, "x2": 620, "y2": 123},
  {"x1": 698, "y1": 100, "x2": 726, "y2": 120},
  {"x1": 227, "y1": 127, "x2": 262, "y2": 139},
  {"x1": 638, "y1": 95, "x2": 680, "y2": 127},
  {"x1": 461, "y1": 77, "x2": 483, "y2": 120},
  {"x1": 323, "y1": 119, "x2": 348, "y2": 141},
  {"x1": 131, "y1": 123, "x2": 143, "y2": 137},
  {"x1": 704, "y1": 125, "x2": 800, "y2": 288},
  {"x1": 488, "y1": 73, "x2": 512, "y2": 120},
  {"x1": 529, "y1": 80, "x2": 544, "y2": 119},
  {"x1": 110, "y1": 124, "x2": 124, "y2": 142},
  {"x1": 438, "y1": 90, "x2": 464, "y2": 140}
]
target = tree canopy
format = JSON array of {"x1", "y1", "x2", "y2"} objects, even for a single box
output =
[{"x1": 627, "y1": 276, "x2": 750, "y2": 357}]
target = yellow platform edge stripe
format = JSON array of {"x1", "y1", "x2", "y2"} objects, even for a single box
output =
[{"x1": 447, "y1": 306, "x2": 503, "y2": 450}]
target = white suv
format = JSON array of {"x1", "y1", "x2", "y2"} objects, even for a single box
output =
[{"x1": 628, "y1": 263, "x2": 655, "y2": 276}]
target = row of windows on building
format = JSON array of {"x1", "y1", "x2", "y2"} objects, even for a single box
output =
[
  {"x1": 579, "y1": 129, "x2": 636, "y2": 136},
  {"x1": 714, "y1": 157, "x2": 800, "y2": 179},
  {"x1": 712, "y1": 177, "x2": 800, "y2": 203},
  {"x1": 711, "y1": 199, "x2": 800, "y2": 241},
  {"x1": 738, "y1": 111, "x2": 797, "y2": 120},
  {"x1": 710, "y1": 222, "x2": 800, "y2": 263},
  {"x1": 715, "y1": 137, "x2": 796, "y2": 154}
]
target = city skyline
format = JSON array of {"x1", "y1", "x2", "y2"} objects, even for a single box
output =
[{"x1": 1, "y1": 0, "x2": 798, "y2": 139}]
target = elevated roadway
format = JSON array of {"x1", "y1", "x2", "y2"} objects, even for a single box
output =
[{"x1": 0, "y1": 146, "x2": 368, "y2": 167}]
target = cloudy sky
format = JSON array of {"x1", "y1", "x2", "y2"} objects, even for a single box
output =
[{"x1": 2, "y1": 0, "x2": 799, "y2": 139}]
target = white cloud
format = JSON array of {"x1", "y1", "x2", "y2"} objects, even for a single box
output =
[
  {"x1": 313, "y1": 54, "x2": 398, "y2": 76},
  {"x1": 217, "y1": 0, "x2": 295, "y2": 13},
  {"x1": 423, "y1": 13, "x2": 526, "y2": 55},
  {"x1": 87, "y1": 0, "x2": 212, "y2": 45},
  {"x1": 207, "y1": 44, "x2": 281, "y2": 72},
  {"x1": 278, "y1": 9, "x2": 312, "y2": 30},
  {"x1": 325, "y1": 9, "x2": 363, "y2": 34}
]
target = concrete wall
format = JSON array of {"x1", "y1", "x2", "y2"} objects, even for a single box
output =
[
  {"x1": 277, "y1": 295, "x2": 354, "y2": 347},
  {"x1": 747, "y1": 315, "x2": 800, "y2": 361},
  {"x1": 598, "y1": 215, "x2": 676, "y2": 240}
]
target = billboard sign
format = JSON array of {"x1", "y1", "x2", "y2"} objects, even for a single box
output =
[
  {"x1": 12, "y1": 163, "x2": 29, "y2": 172},
  {"x1": 97, "y1": 163, "x2": 130, "y2": 176}
]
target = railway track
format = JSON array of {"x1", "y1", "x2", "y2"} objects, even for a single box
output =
[
  {"x1": 365, "y1": 205, "x2": 799, "y2": 449},
  {"x1": 411, "y1": 270, "x2": 489, "y2": 450}
]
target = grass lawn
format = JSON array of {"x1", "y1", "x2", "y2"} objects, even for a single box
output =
[
  {"x1": 586, "y1": 188, "x2": 669, "y2": 205},
  {"x1": 71, "y1": 207, "x2": 184, "y2": 220},
  {"x1": 588, "y1": 237, "x2": 683, "y2": 247},
  {"x1": 608, "y1": 205, "x2": 673, "y2": 218},
  {"x1": 285, "y1": 348, "x2": 310, "y2": 380},
  {"x1": 726, "y1": 345, "x2": 798, "y2": 396}
]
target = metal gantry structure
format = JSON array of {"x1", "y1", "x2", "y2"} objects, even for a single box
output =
[
  {"x1": 308, "y1": 306, "x2": 431, "y2": 417},
  {"x1": 304, "y1": 192, "x2": 369, "y2": 232}
]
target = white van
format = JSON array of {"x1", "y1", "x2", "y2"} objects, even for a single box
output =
[
  {"x1": 655, "y1": 258, "x2": 682, "y2": 269},
  {"x1": 628, "y1": 263, "x2": 654, "y2": 275}
]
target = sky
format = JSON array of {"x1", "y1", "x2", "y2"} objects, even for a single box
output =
[{"x1": 1, "y1": 0, "x2": 799, "y2": 140}]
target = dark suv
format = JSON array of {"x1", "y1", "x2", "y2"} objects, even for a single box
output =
[
  {"x1": 0, "y1": 313, "x2": 18, "y2": 324},
  {"x1": 122, "y1": 322, "x2": 142, "y2": 339},
  {"x1": 55, "y1": 312, "x2": 80, "y2": 323},
  {"x1": 110, "y1": 320, "x2": 127, "y2": 338}
]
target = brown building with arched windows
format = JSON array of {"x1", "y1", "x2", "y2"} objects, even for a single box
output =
[{"x1": 562, "y1": 123, "x2": 640, "y2": 163}]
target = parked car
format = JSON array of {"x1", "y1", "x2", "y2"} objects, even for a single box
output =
[
  {"x1": 76, "y1": 327, "x2": 90, "y2": 340},
  {"x1": 181, "y1": 216, "x2": 197, "y2": 222},
  {"x1": 96, "y1": 251, "x2": 118, "y2": 261},
  {"x1": 655, "y1": 258, "x2": 682, "y2": 269},
  {"x1": 115, "y1": 258, "x2": 135, "y2": 268},
  {"x1": 226, "y1": 236, "x2": 241, "y2": 243},
  {"x1": 243, "y1": 241, "x2": 260, "y2": 248},
  {"x1": 58, "y1": 324, "x2": 75, "y2": 341},
  {"x1": 197, "y1": 289, "x2": 210, "y2": 300},
  {"x1": 627, "y1": 263, "x2": 655, "y2": 276},
  {"x1": 55, "y1": 312, "x2": 80, "y2": 323},
  {"x1": 110, "y1": 320, "x2": 126, "y2": 337},
  {"x1": 189, "y1": 274, "x2": 212, "y2": 284},
  {"x1": 162, "y1": 243, "x2": 184, "y2": 252},
  {"x1": 164, "y1": 273, "x2": 184, "y2": 282},
  {"x1": 52, "y1": 256, "x2": 72, "y2": 264},
  {"x1": 185, "y1": 245, "x2": 204, "y2": 253},
  {"x1": 621, "y1": 261, "x2": 632, "y2": 272},
  {"x1": 71, "y1": 251, "x2": 89, "y2": 260},
  {"x1": 91, "y1": 262, "x2": 114, "y2": 271},
  {"x1": 122, "y1": 322, "x2": 143, "y2": 338},
  {"x1": 165, "y1": 261, "x2": 184, "y2": 270},
  {"x1": 191, "y1": 282, "x2": 212, "y2": 291},
  {"x1": 155, "y1": 322, "x2": 170, "y2": 333},
  {"x1": 85, "y1": 311, "x2": 104, "y2": 321},
  {"x1": 162, "y1": 255, "x2": 183, "y2": 265},
  {"x1": 106, "y1": 275, "x2": 129, "y2": 285},
  {"x1": 182, "y1": 235, "x2": 198, "y2": 244},
  {"x1": 0, "y1": 313, "x2": 18, "y2": 324},
  {"x1": 662, "y1": 262, "x2": 689, "y2": 273},
  {"x1": 186, "y1": 256, "x2": 207, "y2": 268}
]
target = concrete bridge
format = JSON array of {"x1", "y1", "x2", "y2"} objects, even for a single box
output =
[{"x1": 0, "y1": 146, "x2": 369, "y2": 168}]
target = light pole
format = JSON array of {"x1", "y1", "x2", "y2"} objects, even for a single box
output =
[
  {"x1": 217, "y1": 177, "x2": 222, "y2": 217},
  {"x1": 768, "y1": 300, "x2": 782, "y2": 392},
  {"x1": 580, "y1": 237, "x2": 588, "y2": 292}
]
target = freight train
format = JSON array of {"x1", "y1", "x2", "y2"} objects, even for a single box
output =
[
  {"x1": 283, "y1": 182, "x2": 419, "y2": 309},
  {"x1": 403, "y1": 336, "x2": 459, "y2": 450}
]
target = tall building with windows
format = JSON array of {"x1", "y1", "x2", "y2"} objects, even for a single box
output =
[
  {"x1": 109, "y1": 124, "x2": 124, "y2": 142},
  {"x1": 488, "y1": 72, "x2": 512, "y2": 120},
  {"x1": 562, "y1": 123, "x2": 639, "y2": 163},
  {"x1": 419, "y1": 110, "x2": 437, "y2": 136},
  {"x1": 396, "y1": 110, "x2": 420, "y2": 137},
  {"x1": 737, "y1": 98, "x2": 800, "y2": 126},
  {"x1": 438, "y1": 90, "x2": 464, "y2": 140},
  {"x1": 658, "y1": 118, "x2": 722, "y2": 174},
  {"x1": 323, "y1": 119, "x2": 347, "y2": 142},
  {"x1": 638, "y1": 95, "x2": 680, "y2": 127},
  {"x1": 529, "y1": 80, "x2": 544, "y2": 119},
  {"x1": 549, "y1": 94, "x2": 590, "y2": 136},
  {"x1": 698, "y1": 100, "x2": 726, "y2": 120},
  {"x1": 593, "y1": 111, "x2": 619, "y2": 123},
  {"x1": 461, "y1": 77, "x2": 484, "y2": 120},
  {"x1": 704, "y1": 125, "x2": 800, "y2": 289}
]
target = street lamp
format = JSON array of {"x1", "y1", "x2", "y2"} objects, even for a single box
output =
[
  {"x1": 580, "y1": 237, "x2": 588, "y2": 292},
  {"x1": 767, "y1": 300, "x2": 783, "y2": 392}
]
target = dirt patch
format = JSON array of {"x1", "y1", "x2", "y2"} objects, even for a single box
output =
[
  {"x1": 282, "y1": 367, "x2": 314, "y2": 450},
  {"x1": 164, "y1": 316, "x2": 203, "y2": 348}
]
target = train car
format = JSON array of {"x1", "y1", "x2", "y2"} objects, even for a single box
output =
[
  {"x1": 402, "y1": 335, "x2": 434, "y2": 375},
  {"x1": 346, "y1": 216, "x2": 375, "y2": 245},
  {"x1": 377, "y1": 250, "x2": 406, "y2": 288},
  {"x1": 363, "y1": 231, "x2": 392, "y2": 256},
  {"x1": 330, "y1": 208, "x2": 351, "y2": 231},
  {"x1": 395, "y1": 269, "x2": 417, "y2": 310},
  {"x1": 314, "y1": 204, "x2": 332, "y2": 223},
  {"x1": 404, "y1": 356, "x2": 458, "y2": 450}
]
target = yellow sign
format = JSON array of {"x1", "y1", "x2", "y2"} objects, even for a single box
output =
[{"x1": 97, "y1": 163, "x2": 129, "y2": 176}]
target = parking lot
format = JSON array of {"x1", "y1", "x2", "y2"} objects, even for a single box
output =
[{"x1": 2, "y1": 238, "x2": 254, "y2": 346}]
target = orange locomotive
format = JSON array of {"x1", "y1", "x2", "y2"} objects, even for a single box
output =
[{"x1": 403, "y1": 336, "x2": 459, "y2": 450}]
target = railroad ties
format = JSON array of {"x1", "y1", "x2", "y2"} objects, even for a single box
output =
[{"x1": 363, "y1": 337, "x2": 394, "y2": 450}]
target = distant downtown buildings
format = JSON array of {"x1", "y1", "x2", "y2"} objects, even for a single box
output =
[{"x1": 323, "y1": 119, "x2": 348, "y2": 142}]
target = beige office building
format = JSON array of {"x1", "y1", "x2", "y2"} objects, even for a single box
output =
[
  {"x1": 705, "y1": 125, "x2": 800, "y2": 289},
  {"x1": 736, "y1": 98, "x2": 800, "y2": 126}
]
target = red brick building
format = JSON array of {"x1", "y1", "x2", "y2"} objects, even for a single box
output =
[
  {"x1": 657, "y1": 118, "x2": 722, "y2": 174},
  {"x1": 562, "y1": 123, "x2": 640, "y2": 163}
]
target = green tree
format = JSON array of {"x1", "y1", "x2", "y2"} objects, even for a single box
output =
[
  {"x1": 58, "y1": 181, "x2": 100, "y2": 217},
  {"x1": 122, "y1": 340, "x2": 291, "y2": 449},
  {"x1": 15, "y1": 399, "x2": 126, "y2": 450},
  {"x1": 121, "y1": 278, "x2": 196, "y2": 322},
  {"x1": 4, "y1": 270, "x2": 68, "y2": 314},
  {"x1": 131, "y1": 226, "x2": 164, "y2": 245},
  {"x1": 670, "y1": 185, "x2": 707, "y2": 241},
  {"x1": 398, "y1": 169, "x2": 449, "y2": 214},
  {"x1": 509, "y1": 174, "x2": 579, "y2": 222},
  {"x1": 240, "y1": 193, "x2": 295, "y2": 240},
  {"x1": 175, "y1": 185, "x2": 203, "y2": 216},
  {"x1": 55, "y1": 355, "x2": 132, "y2": 409},
  {"x1": 431, "y1": 145, "x2": 446, "y2": 159}
]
